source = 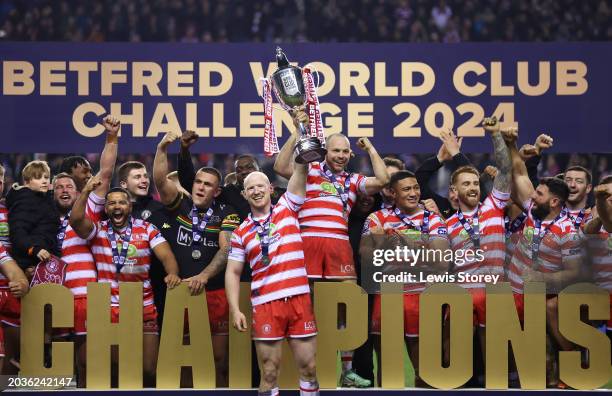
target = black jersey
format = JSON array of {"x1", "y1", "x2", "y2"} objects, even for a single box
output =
[{"x1": 150, "y1": 194, "x2": 240, "y2": 290}]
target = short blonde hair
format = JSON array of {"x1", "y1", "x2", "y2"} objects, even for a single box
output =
[{"x1": 22, "y1": 160, "x2": 51, "y2": 183}]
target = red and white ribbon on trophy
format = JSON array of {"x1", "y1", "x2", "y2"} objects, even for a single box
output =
[
  {"x1": 303, "y1": 67, "x2": 325, "y2": 148},
  {"x1": 261, "y1": 77, "x2": 279, "y2": 157}
]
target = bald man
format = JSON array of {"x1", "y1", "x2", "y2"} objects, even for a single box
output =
[{"x1": 274, "y1": 125, "x2": 389, "y2": 387}]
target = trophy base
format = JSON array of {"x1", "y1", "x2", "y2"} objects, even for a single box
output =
[{"x1": 294, "y1": 137, "x2": 327, "y2": 164}]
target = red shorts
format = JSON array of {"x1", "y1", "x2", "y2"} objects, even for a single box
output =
[
  {"x1": 303, "y1": 237, "x2": 356, "y2": 279},
  {"x1": 184, "y1": 289, "x2": 229, "y2": 336},
  {"x1": 111, "y1": 304, "x2": 159, "y2": 335},
  {"x1": 56, "y1": 297, "x2": 88, "y2": 337},
  {"x1": 251, "y1": 293, "x2": 317, "y2": 340},
  {"x1": 443, "y1": 288, "x2": 486, "y2": 327},
  {"x1": 371, "y1": 294, "x2": 420, "y2": 337},
  {"x1": 0, "y1": 290, "x2": 21, "y2": 327}
]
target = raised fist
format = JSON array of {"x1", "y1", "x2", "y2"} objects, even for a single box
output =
[
  {"x1": 159, "y1": 131, "x2": 179, "y2": 150},
  {"x1": 180, "y1": 130, "x2": 199, "y2": 150},
  {"x1": 534, "y1": 134, "x2": 553, "y2": 154},
  {"x1": 500, "y1": 126, "x2": 518, "y2": 143},
  {"x1": 102, "y1": 115, "x2": 120, "y2": 136},
  {"x1": 482, "y1": 116, "x2": 500, "y2": 134},
  {"x1": 83, "y1": 175, "x2": 102, "y2": 193},
  {"x1": 357, "y1": 137, "x2": 373, "y2": 152},
  {"x1": 483, "y1": 165, "x2": 498, "y2": 179},
  {"x1": 519, "y1": 144, "x2": 539, "y2": 160}
]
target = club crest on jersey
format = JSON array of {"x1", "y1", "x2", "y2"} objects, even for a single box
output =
[
  {"x1": 400, "y1": 228, "x2": 423, "y2": 240},
  {"x1": 523, "y1": 226, "x2": 535, "y2": 243},
  {"x1": 0, "y1": 222, "x2": 8, "y2": 236},
  {"x1": 262, "y1": 324, "x2": 272, "y2": 334},
  {"x1": 320, "y1": 182, "x2": 337, "y2": 195}
]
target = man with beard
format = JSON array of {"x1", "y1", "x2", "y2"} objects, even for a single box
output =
[
  {"x1": 117, "y1": 161, "x2": 164, "y2": 221},
  {"x1": 70, "y1": 178, "x2": 181, "y2": 387},
  {"x1": 273, "y1": 126, "x2": 389, "y2": 387},
  {"x1": 360, "y1": 170, "x2": 450, "y2": 387},
  {"x1": 504, "y1": 128, "x2": 581, "y2": 387},
  {"x1": 153, "y1": 131, "x2": 240, "y2": 387},
  {"x1": 50, "y1": 117, "x2": 119, "y2": 387},
  {"x1": 582, "y1": 176, "x2": 612, "y2": 343},
  {"x1": 415, "y1": 129, "x2": 469, "y2": 219},
  {"x1": 563, "y1": 166, "x2": 593, "y2": 229},
  {"x1": 60, "y1": 156, "x2": 93, "y2": 192},
  {"x1": 444, "y1": 116, "x2": 512, "y2": 371},
  {"x1": 226, "y1": 164, "x2": 320, "y2": 396}
]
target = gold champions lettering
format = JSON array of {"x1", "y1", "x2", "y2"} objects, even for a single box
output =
[
  {"x1": 0, "y1": 60, "x2": 588, "y2": 139},
  {"x1": 19, "y1": 282, "x2": 610, "y2": 390}
]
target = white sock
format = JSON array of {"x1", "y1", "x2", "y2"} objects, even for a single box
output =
[
  {"x1": 258, "y1": 387, "x2": 279, "y2": 396},
  {"x1": 341, "y1": 350, "x2": 353, "y2": 372},
  {"x1": 300, "y1": 379, "x2": 319, "y2": 396}
]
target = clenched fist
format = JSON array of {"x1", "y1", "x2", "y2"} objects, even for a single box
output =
[
  {"x1": 482, "y1": 116, "x2": 500, "y2": 134},
  {"x1": 102, "y1": 115, "x2": 120, "y2": 136}
]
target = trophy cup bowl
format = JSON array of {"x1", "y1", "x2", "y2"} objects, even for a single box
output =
[{"x1": 271, "y1": 53, "x2": 327, "y2": 164}]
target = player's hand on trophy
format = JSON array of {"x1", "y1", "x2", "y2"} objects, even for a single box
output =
[
  {"x1": 289, "y1": 105, "x2": 308, "y2": 134},
  {"x1": 534, "y1": 133, "x2": 553, "y2": 154},
  {"x1": 158, "y1": 131, "x2": 179, "y2": 150},
  {"x1": 500, "y1": 126, "x2": 518, "y2": 144},
  {"x1": 482, "y1": 116, "x2": 500, "y2": 134},
  {"x1": 180, "y1": 130, "x2": 199, "y2": 150},
  {"x1": 357, "y1": 137, "x2": 374, "y2": 152},
  {"x1": 231, "y1": 309, "x2": 248, "y2": 332}
]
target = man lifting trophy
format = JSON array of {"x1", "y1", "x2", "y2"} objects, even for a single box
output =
[{"x1": 261, "y1": 47, "x2": 327, "y2": 163}]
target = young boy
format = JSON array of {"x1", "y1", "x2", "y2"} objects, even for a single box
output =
[{"x1": 6, "y1": 160, "x2": 60, "y2": 271}]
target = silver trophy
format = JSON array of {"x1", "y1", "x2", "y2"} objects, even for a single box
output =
[{"x1": 271, "y1": 47, "x2": 327, "y2": 164}]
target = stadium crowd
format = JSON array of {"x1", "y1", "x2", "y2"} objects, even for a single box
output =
[{"x1": 1, "y1": 0, "x2": 611, "y2": 43}]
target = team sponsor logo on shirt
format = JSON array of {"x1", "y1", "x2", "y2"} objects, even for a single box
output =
[
  {"x1": 320, "y1": 182, "x2": 336, "y2": 195},
  {"x1": 141, "y1": 210, "x2": 152, "y2": 220},
  {"x1": 176, "y1": 225, "x2": 218, "y2": 247}
]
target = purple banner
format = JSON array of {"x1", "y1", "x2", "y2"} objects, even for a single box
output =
[{"x1": 0, "y1": 42, "x2": 610, "y2": 154}]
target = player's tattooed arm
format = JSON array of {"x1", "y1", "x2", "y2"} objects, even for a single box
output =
[{"x1": 482, "y1": 116, "x2": 512, "y2": 194}]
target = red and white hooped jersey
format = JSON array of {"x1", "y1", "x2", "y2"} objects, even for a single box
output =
[
  {"x1": 508, "y1": 200, "x2": 582, "y2": 294},
  {"x1": 584, "y1": 225, "x2": 612, "y2": 291},
  {"x1": 0, "y1": 201, "x2": 10, "y2": 289},
  {"x1": 362, "y1": 207, "x2": 449, "y2": 293},
  {"x1": 0, "y1": 242, "x2": 14, "y2": 289},
  {"x1": 299, "y1": 162, "x2": 367, "y2": 240},
  {"x1": 62, "y1": 192, "x2": 105, "y2": 297},
  {"x1": 86, "y1": 217, "x2": 165, "y2": 307},
  {"x1": 446, "y1": 189, "x2": 509, "y2": 288},
  {"x1": 229, "y1": 192, "x2": 310, "y2": 306}
]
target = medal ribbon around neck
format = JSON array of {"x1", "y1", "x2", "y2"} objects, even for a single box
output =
[{"x1": 107, "y1": 217, "x2": 133, "y2": 276}]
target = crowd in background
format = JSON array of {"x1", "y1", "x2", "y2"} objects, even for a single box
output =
[{"x1": 1, "y1": 0, "x2": 611, "y2": 43}]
